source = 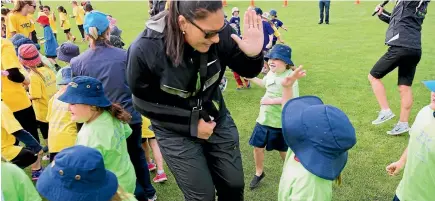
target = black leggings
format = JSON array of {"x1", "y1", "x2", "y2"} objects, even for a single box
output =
[
  {"x1": 10, "y1": 148, "x2": 37, "y2": 169},
  {"x1": 78, "y1": 24, "x2": 85, "y2": 38},
  {"x1": 37, "y1": 121, "x2": 49, "y2": 140},
  {"x1": 49, "y1": 152, "x2": 58, "y2": 162},
  {"x1": 54, "y1": 33, "x2": 57, "y2": 41},
  {"x1": 13, "y1": 106, "x2": 39, "y2": 143},
  {"x1": 30, "y1": 30, "x2": 38, "y2": 43}
]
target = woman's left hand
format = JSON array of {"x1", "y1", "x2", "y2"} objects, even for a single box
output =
[{"x1": 231, "y1": 9, "x2": 264, "y2": 57}]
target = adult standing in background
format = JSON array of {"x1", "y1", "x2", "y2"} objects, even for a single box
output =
[
  {"x1": 368, "y1": 0, "x2": 430, "y2": 135},
  {"x1": 7, "y1": 0, "x2": 36, "y2": 39},
  {"x1": 71, "y1": 1, "x2": 85, "y2": 42},
  {"x1": 70, "y1": 11, "x2": 156, "y2": 201},
  {"x1": 319, "y1": 0, "x2": 330, "y2": 24},
  {"x1": 127, "y1": 1, "x2": 264, "y2": 200}
]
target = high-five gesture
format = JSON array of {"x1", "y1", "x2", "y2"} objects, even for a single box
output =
[
  {"x1": 230, "y1": 9, "x2": 264, "y2": 57},
  {"x1": 281, "y1": 65, "x2": 306, "y2": 88}
]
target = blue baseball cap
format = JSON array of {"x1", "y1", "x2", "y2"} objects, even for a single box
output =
[
  {"x1": 423, "y1": 80, "x2": 435, "y2": 92},
  {"x1": 56, "y1": 66, "x2": 73, "y2": 86},
  {"x1": 84, "y1": 11, "x2": 109, "y2": 36},
  {"x1": 265, "y1": 44, "x2": 294, "y2": 66},
  {"x1": 282, "y1": 96, "x2": 357, "y2": 180},
  {"x1": 254, "y1": 7, "x2": 263, "y2": 15},
  {"x1": 36, "y1": 145, "x2": 118, "y2": 201},
  {"x1": 270, "y1": 9, "x2": 277, "y2": 16},
  {"x1": 58, "y1": 76, "x2": 111, "y2": 107}
]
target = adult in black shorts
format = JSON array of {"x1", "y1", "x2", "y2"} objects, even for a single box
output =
[{"x1": 368, "y1": 1, "x2": 430, "y2": 135}]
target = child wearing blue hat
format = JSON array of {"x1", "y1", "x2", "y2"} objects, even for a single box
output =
[
  {"x1": 246, "y1": 44, "x2": 300, "y2": 190},
  {"x1": 36, "y1": 145, "x2": 137, "y2": 201},
  {"x1": 46, "y1": 67, "x2": 78, "y2": 162},
  {"x1": 269, "y1": 9, "x2": 288, "y2": 46},
  {"x1": 278, "y1": 66, "x2": 357, "y2": 201},
  {"x1": 57, "y1": 76, "x2": 137, "y2": 196},
  {"x1": 386, "y1": 80, "x2": 435, "y2": 201}
]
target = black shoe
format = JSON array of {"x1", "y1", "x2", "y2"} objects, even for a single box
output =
[
  {"x1": 250, "y1": 172, "x2": 265, "y2": 190},
  {"x1": 318, "y1": 21, "x2": 323, "y2": 24},
  {"x1": 326, "y1": 21, "x2": 329, "y2": 24}
]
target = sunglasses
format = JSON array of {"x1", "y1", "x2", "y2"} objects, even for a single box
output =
[{"x1": 185, "y1": 17, "x2": 227, "y2": 39}]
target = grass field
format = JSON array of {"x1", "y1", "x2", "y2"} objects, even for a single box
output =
[{"x1": 8, "y1": 1, "x2": 435, "y2": 200}]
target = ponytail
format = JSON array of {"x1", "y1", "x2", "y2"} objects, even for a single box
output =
[
  {"x1": 29, "y1": 64, "x2": 46, "y2": 83},
  {"x1": 87, "y1": 27, "x2": 111, "y2": 49},
  {"x1": 102, "y1": 103, "x2": 132, "y2": 123},
  {"x1": 58, "y1": 6, "x2": 67, "y2": 14}
]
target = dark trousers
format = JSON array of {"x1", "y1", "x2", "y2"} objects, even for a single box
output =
[
  {"x1": 153, "y1": 113, "x2": 245, "y2": 201},
  {"x1": 393, "y1": 195, "x2": 400, "y2": 201},
  {"x1": 54, "y1": 33, "x2": 57, "y2": 41},
  {"x1": 13, "y1": 106, "x2": 39, "y2": 143},
  {"x1": 30, "y1": 30, "x2": 38, "y2": 43},
  {"x1": 10, "y1": 148, "x2": 37, "y2": 169},
  {"x1": 77, "y1": 24, "x2": 85, "y2": 39},
  {"x1": 128, "y1": 123, "x2": 156, "y2": 200},
  {"x1": 319, "y1": 1, "x2": 330, "y2": 23}
]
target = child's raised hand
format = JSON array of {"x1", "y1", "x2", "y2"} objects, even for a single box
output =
[
  {"x1": 386, "y1": 161, "x2": 405, "y2": 176},
  {"x1": 281, "y1": 65, "x2": 306, "y2": 88}
]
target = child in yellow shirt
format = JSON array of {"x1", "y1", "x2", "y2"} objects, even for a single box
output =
[
  {"x1": 46, "y1": 67, "x2": 78, "y2": 161},
  {"x1": 18, "y1": 44, "x2": 57, "y2": 152},
  {"x1": 141, "y1": 116, "x2": 167, "y2": 183},
  {"x1": 57, "y1": 6, "x2": 76, "y2": 42}
]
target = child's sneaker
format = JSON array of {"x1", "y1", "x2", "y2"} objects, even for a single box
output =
[
  {"x1": 246, "y1": 81, "x2": 251, "y2": 89},
  {"x1": 153, "y1": 173, "x2": 168, "y2": 183},
  {"x1": 249, "y1": 172, "x2": 265, "y2": 190},
  {"x1": 42, "y1": 155, "x2": 50, "y2": 161},
  {"x1": 148, "y1": 162, "x2": 156, "y2": 171},
  {"x1": 236, "y1": 85, "x2": 243, "y2": 90},
  {"x1": 32, "y1": 167, "x2": 44, "y2": 181},
  {"x1": 148, "y1": 194, "x2": 157, "y2": 201}
]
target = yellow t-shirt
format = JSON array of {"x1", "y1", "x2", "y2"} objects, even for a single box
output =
[
  {"x1": 5, "y1": 13, "x2": 12, "y2": 39},
  {"x1": 1, "y1": 102, "x2": 23, "y2": 161},
  {"x1": 29, "y1": 66, "x2": 57, "y2": 122},
  {"x1": 72, "y1": 6, "x2": 85, "y2": 25},
  {"x1": 1, "y1": 39, "x2": 32, "y2": 112},
  {"x1": 46, "y1": 89, "x2": 78, "y2": 153},
  {"x1": 48, "y1": 13, "x2": 57, "y2": 33},
  {"x1": 7, "y1": 12, "x2": 33, "y2": 38},
  {"x1": 141, "y1": 116, "x2": 155, "y2": 139},
  {"x1": 59, "y1": 12, "x2": 71, "y2": 30},
  {"x1": 27, "y1": 14, "x2": 35, "y2": 32}
]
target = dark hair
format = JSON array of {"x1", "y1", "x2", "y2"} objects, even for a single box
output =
[
  {"x1": 101, "y1": 103, "x2": 132, "y2": 123},
  {"x1": 165, "y1": 1, "x2": 223, "y2": 66},
  {"x1": 58, "y1": 6, "x2": 67, "y2": 14},
  {"x1": 43, "y1": 5, "x2": 50, "y2": 11},
  {"x1": 39, "y1": 5, "x2": 43, "y2": 10},
  {"x1": 1, "y1": 7, "x2": 10, "y2": 16},
  {"x1": 84, "y1": 3, "x2": 93, "y2": 12}
]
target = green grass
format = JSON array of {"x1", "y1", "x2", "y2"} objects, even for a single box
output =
[{"x1": 9, "y1": 1, "x2": 435, "y2": 200}]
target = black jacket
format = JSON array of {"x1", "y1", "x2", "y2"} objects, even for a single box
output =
[
  {"x1": 127, "y1": 11, "x2": 263, "y2": 137},
  {"x1": 378, "y1": 0, "x2": 430, "y2": 49}
]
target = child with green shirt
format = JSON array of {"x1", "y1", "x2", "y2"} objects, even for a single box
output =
[
  {"x1": 246, "y1": 44, "x2": 299, "y2": 189},
  {"x1": 278, "y1": 66, "x2": 357, "y2": 201},
  {"x1": 386, "y1": 80, "x2": 435, "y2": 201},
  {"x1": 57, "y1": 76, "x2": 137, "y2": 196}
]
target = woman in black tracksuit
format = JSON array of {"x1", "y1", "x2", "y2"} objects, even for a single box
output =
[{"x1": 127, "y1": 1, "x2": 264, "y2": 200}]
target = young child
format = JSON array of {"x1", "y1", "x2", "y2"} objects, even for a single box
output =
[
  {"x1": 57, "y1": 76, "x2": 137, "y2": 195},
  {"x1": 56, "y1": 42, "x2": 80, "y2": 74},
  {"x1": 141, "y1": 116, "x2": 168, "y2": 183},
  {"x1": 46, "y1": 67, "x2": 78, "y2": 161},
  {"x1": 385, "y1": 80, "x2": 435, "y2": 201},
  {"x1": 262, "y1": 12, "x2": 285, "y2": 45},
  {"x1": 246, "y1": 44, "x2": 299, "y2": 190},
  {"x1": 229, "y1": 7, "x2": 241, "y2": 36},
  {"x1": 71, "y1": 1, "x2": 86, "y2": 42},
  {"x1": 36, "y1": 15, "x2": 58, "y2": 65},
  {"x1": 18, "y1": 44, "x2": 57, "y2": 156},
  {"x1": 1, "y1": 157, "x2": 42, "y2": 201},
  {"x1": 36, "y1": 145, "x2": 137, "y2": 201},
  {"x1": 42, "y1": 6, "x2": 58, "y2": 41},
  {"x1": 270, "y1": 9, "x2": 287, "y2": 46},
  {"x1": 57, "y1": 6, "x2": 76, "y2": 42},
  {"x1": 278, "y1": 67, "x2": 357, "y2": 201}
]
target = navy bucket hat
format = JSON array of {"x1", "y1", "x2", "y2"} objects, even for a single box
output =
[
  {"x1": 58, "y1": 76, "x2": 111, "y2": 107},
  {"x1": 36, "y1": 145, "x2": 118, "y2": 201},
  {"x1": 265, "y1": 44, "x2": 294, "y2": 66},
  {"x1": 282, "y1": 96, "x2": 356, "y2": 180}
]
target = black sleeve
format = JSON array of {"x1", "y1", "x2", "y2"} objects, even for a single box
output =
[
  {"x1": 378, "y1": 9, "x2": 391, "y2": 24},
  {"x1": 127, "y1": 40, "x2": 196, "y2": 137},
  {"x1": 217, "y1": 25, "x2": 264, "y2": 78},
  {"x1": 6, "y1": 68, "x2": 25, "y2": 83}
]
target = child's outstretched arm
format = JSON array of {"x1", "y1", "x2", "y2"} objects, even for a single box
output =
[
  {"x1": 386, "y1": 147, "x2": 408, "y2": 176},
  {"x1": 245, "y1": 77, "x2": 265, "y2": 88},
  {"x1": 281, "y1": 65, "x2": 306, "y2": 108}
]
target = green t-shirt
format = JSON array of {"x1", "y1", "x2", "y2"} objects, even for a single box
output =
[
  {"x1": 256, "y1": 69, "x2": 299, "y2": 128},
  {"x1": 1, "y1": 162, "x2": 42, "y2": 201},
  {"x1": 278, "y1": 150, "x2": 332, "y2": 201},
  {"x1": 75, "y1": 111, "x2": 136, "y2": 194},
  {"x1": 396, "y1": 105, "x2": 435, "y2": 201}
]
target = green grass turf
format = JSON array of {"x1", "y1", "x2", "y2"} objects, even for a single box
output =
[{"x1": 8, "y1": 1, "x2": 435, "y2": 200}]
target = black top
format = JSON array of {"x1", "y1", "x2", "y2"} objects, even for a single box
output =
[{"x1": 127, "y1": 12, "x2": 263, "y2": 137}]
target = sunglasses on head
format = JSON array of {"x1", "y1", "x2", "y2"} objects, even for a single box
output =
[{"x1": 185, "y1": 17, "x2": 227, "y2": 39}]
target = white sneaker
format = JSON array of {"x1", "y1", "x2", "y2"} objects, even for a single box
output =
[
  {"x1": 387, "y1": 123, "x2": 410, "y2": 135},
  {"x1": 372, "y1": 110, "x2": 395, "y2": 125},
  {"x1": 42, "y1": 155, "x2": 50, "y2": 161}
]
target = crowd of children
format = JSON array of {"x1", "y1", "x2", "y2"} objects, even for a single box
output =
[{"x1": 1, "y1": 1, "x2": 434, "y2": 201}]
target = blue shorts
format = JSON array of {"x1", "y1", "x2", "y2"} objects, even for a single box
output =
[{"x1": 249, "y1": 123, "x2": 288, "y2": 151}]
